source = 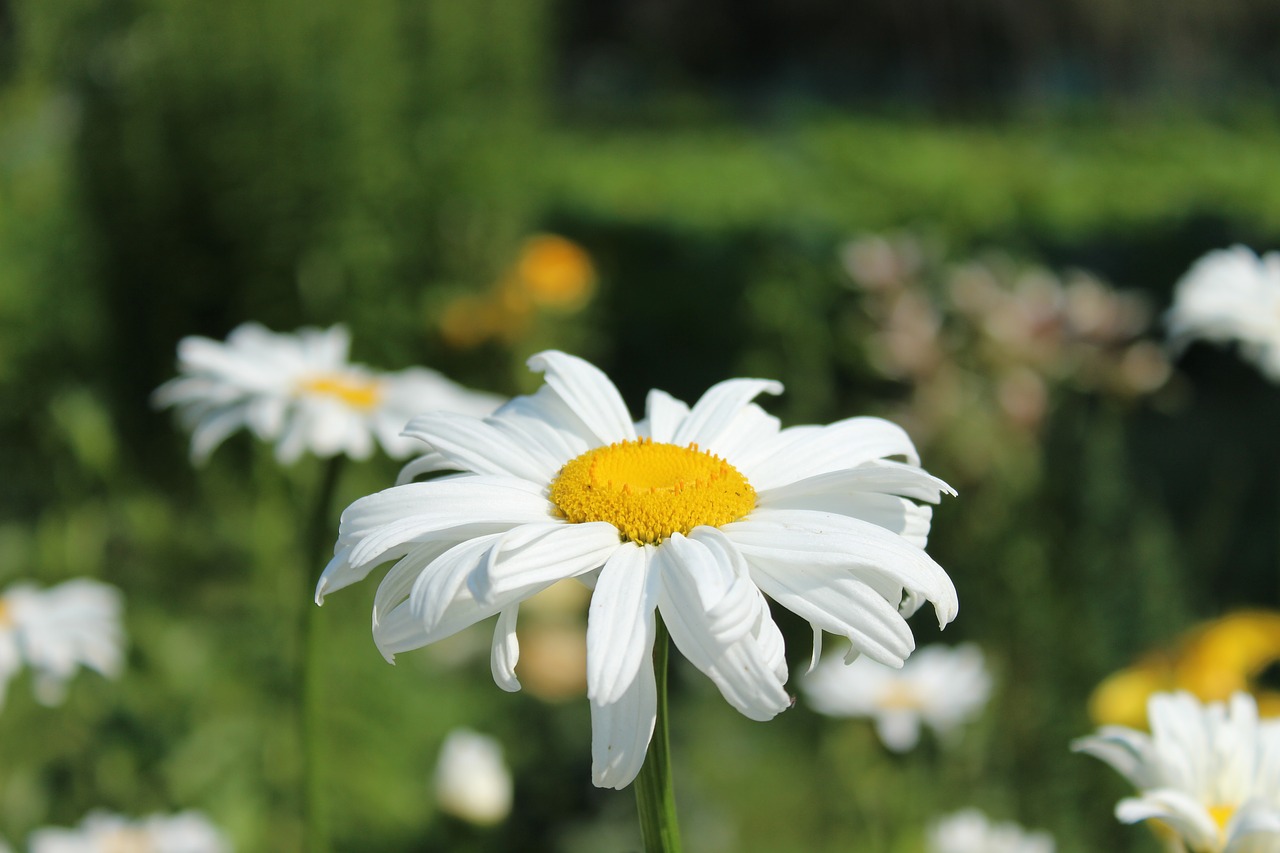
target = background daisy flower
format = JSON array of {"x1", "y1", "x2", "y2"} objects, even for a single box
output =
[
  {"x1": 1166, "y1": 245, "x2": 1280, "y2": 381},
  {"x1": 927, "y1": 808, "x2": 1055, "y2": 853},
  {"x1": 1073, "y1": 691, "x2": 1280, "y2": 853},
  {"x1": 153, "y1": 322, "x2": 503, "y2": 464},
  {"x1": 0, "y1": 578, "x2": 124, "y2": 709},
  {"x1": 28, "y1": 810, "x2": 231, "y2": 853},
  {"x1": 316, "y1": 350, "x2": 957, "y2": 789},
  {"x1": 434, "y1": 729, "x2": 514, "y2": 826},
  {"x1": 802, "y1": 642, "x2": 992, "y2": 752}
]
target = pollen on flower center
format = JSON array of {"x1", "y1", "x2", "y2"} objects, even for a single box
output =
[
  {"x1": 548, "y1": 438, "x2": 756, "y2": 545},
  {"x1": 298, "y1": 373, "x2": 382, "y2": 410}
]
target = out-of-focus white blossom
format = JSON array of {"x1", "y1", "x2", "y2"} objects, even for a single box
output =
[
  {"x1": 154, "y1": 322, "x2": 503, "y2": 464},
  {"x1": 1074, "y1": 691, "x2": 1280, "y2": 852},
  {"x1": 28, "y1": 810, "x2": 230, "y2": 853},
  {"x1": 927, "y1": 809, "x2": 1055, "y2": 853},
  {"x1": 1166, "y1": 245, "x2": 1280, "y2": 381},
  {"x1": 0, "y1": 578, "x2": 124, "y2": 709},
  {"x1": 434, "y1": 729, "x2": 514, "y2": 826},
  {"x1": 802, "y1": 643, "x2": 991, "y2": 752}
]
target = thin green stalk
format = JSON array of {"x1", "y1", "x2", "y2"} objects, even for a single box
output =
[
  {"x1": 301, "y1": 456, "x2": 342, "y2": 853},
  {"x1": 635, "y1": 618, "x2": 683, "y2": 853}
]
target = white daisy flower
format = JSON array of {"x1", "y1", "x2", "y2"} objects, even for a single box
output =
[
  {"x1": 0, "y1": 578, "x2": 124, "y2": 708},
  {"x1": 434, "y1": 729, "x2": 514, "y2": 825},
  {"x1": 154, "y1": 322, "x2": 504, "y2": 464},
  {"x1": 28, "y1": 809, "x2": 230, "y2": 853},
  {"x1": 1166, "y1": 245, "x2": 1280, "y2": 381},
  {"x1": 1073, "y1": 691, "x2": 1280, "y2": 853},
  {"x1": 927, "y1": 809, "x2": 1055, "y2": 853},
  {"x1": 801, "y1": 642, "x2": 991, "y2": 752},
  {"x1": 315, "y1": 351, "x2": 957, "y2": 789}
]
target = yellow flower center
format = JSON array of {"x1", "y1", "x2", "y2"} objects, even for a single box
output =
[
  {"x1": 297, "y1": 373, "x2": 382, "y2": 410},
  {"x1": 548, "y1": 438, "x2": 756, "y2": 545},
  {"x1": 877, "y1": 683, "x2": 924, "y2": 711},
  {"x1": 0, "y1": 598, "x2": 11, "y2": 628},
  {"x1": 103, "y1": 828, "x2": 153, "y2": 853},
  {"x1": 1209, "y1": 804, "x2": 1236, "y2": 834}
]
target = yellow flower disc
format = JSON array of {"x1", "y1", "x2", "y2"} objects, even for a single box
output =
[
  {"x1": 549, "y1": 438, "x2": 756, "y2": 545},
  {"x1": 298, "y1": 374, "x2": 382, "y2": 410}
]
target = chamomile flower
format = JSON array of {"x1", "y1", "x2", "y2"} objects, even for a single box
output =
[
  {"x1": 1073, "y1": 691, "x2": 1280, "y2": 852},
  {"x1": 1166, "y1": 245, "x2": 1280, "y2": 381},
  {"x1": 317, "y1": 351, "x2": 957, "y2": 789},
  {"x1": 27, "y1": 810, "x2": 230, "y2": 853},
  {"x1": 434, "y1": 729, "x2": 514, "y2": 825},
  {"x1": 802, "y1": 642, "x2": 991, "y2": 752},
  {"x1": 154, "y1": 322, "x2": 502, "y2": 464},
  {"x1": 0, "y1": 578, "x2": 124, "y2": 708},
  {"x1": 927, "y1": 809, "x2": 1055, "y2": 853}
]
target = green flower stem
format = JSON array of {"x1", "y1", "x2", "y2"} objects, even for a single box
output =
[
  {"x1": 635, "y1": 617, "x2": 683, "y2": 853},
  {"x1": 301, "y1": 456, "x2": 343, "y2": 853}
]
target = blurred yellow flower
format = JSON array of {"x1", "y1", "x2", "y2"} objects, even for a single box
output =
[
  {"x1": 438, "y1": 235, "x2": 596, "y2": 349},
  {"x1": 1089, "y1": 611, "x2": 1280, "y2": 728},
  {"x1": 507, "y1": 234, "x2": 596, "y2": 310}
]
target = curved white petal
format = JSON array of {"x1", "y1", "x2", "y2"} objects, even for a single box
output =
[
  {"x1": 1072, "y1": 727, "x2": 1159, "y2": 790},
  {"x1": 749, "y1": 558, "x2": 915, "y2": 666},
  {"x1": 590, "y1": 645, "x2": 657, "y2": 790},
  {"x1": 738, "y1": 418, "x2": 922, "y2": 491},
  {"x1": 338, "y1": 477, "x2": 553, "y2": 569},
  {"x1": 1116, "y1": 791, "x2": 1220, "y2": 852},
  {"x1": 527, "y1": 351, "x2": 636, "y2": 445},
  {"x1": 469, "y1": 522, "x2": 622, "y2": 604},
  {"x1": 491, "y1": 606, "x2": 521, "y2": 692},
  {"x1": 656, "y1": 532, "x2": 790, "y2": 721},
  {"x1": 402, "y1": 411, "x2": 559, "y2": 482},
  {"x1": 587, "y1": 545, "x2": 660, "y2": 706},
  {"x1": 725, "y1": 508, "x2": 958, "y2": 629},
  {"x1": 671, "y1": 378, "x2": 783, "y2": 450},
  {"x1": 396, "y1": 451, "x2": 452, "y2": 485}
]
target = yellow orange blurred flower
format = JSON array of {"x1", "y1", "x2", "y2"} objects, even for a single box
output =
[
  {"x1": 1089, "y1": 611, "x2": 1280, "y2": 728},
  {"x1": 507, "y1": 234, "x2": 596, "y2": 310},
  {"x1": 438, "y1": 234, "x2": 597, "y2": 349}
]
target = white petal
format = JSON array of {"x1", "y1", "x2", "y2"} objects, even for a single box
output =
[
  {"x1": 491, "y1": 606, "x2": 521, "y2": 692},
  {"x1": 396, "y1": 451, "x2": 452, "y2": 485},
  {"x1": 656, "y1": 532, "x2": 790, "y2": 721},
  {"x1": 587, "y1": 544, "x2": 660, "y2": 706},
  {"x1": 402, "y1": 412, "x2": 558, "y2": 482},
  {"x1": 469, "y1": 522, "x2": 622, "y2": 604},
  {"x1": 1116, "y1": 791, "x2": 1220, "y2": 851},
  {"x1": 875, "y1": 710, "x2": 923, "y2": 752},
  {"x1": 1071, "y1": 727, "x2": 1158, "y2": 790},
  {"x1": 725, "y1": 508, "x2": 957, "y2": 628},
  {"x1": 748, "y1": 558, "x2": 914, "y2": 666},
  {"x1": 639, "y1": 389, "x2": 690, "y2": 443},
  {"x1": 187, "y1": 405, "x2": 250, "y2": 463},
  {"x1": 671, "y1": 378, "x2": 783, "y2": 449},
  {"x1": 527, "y1": 351, "x2": 636, "y2": 445},
  {"x1": 337, "y1": 477, "x2": 553, "y2": 569},
  {"x1": 590, "y1": 644, "x2": 657, "y2": 790},
  {"x1": 738, "y1": 418, "x2": 922, "y2": 491}
]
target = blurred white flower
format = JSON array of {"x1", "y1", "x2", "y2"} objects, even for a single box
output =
[
  {"x1": 801, "y1": 643, "x2": 991, "y2": 752},
  {"x1": 28, "y1": 810, "x2": 230, "y2": 853},
  {"x1": 1073, "y1": 691, "x2": 1280, "y2": 852},
  {"x1": 927, "y1": 809, "x2": 1055, "y2": 853},
  {"x1": 317, "y1": 351, "x2": 957, "y2": 789},
  {"x1": 0, "y1": 578, "x2": 124, "y2": 708},
  {"x1": 434, "y1": 729, "x2": 514, "y2": 826},
  {"x1": 154, "y1": 322, "x2": 503, "y2": 464},
  {"x1": 1166, "y1": 245, "x2": 1280, "y2": 381}
]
